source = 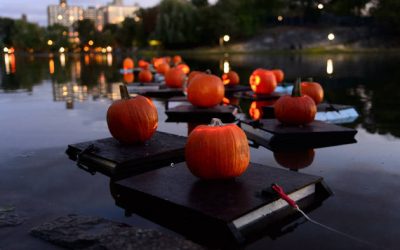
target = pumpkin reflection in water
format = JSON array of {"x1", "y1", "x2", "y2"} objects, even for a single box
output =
[
  {"x1": 249, "y1": 68, "x2": 277, "y2": 94},
  {"x1": 274, "y1": 148, "x2": 315, "y2": 170},
  {"x1": 222, "y1": 96, "x2": 239, "y2": 106},
  {"x1": 249, "y1": 100, "x2": 275, "y2": 120},
  {"x1": 221, "y1": 70, "x2": 240, "y2": 86},
  {"x1": 123, "y1": 73, "x2": 134, "y2": 84}
]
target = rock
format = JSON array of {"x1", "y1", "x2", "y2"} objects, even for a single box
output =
[
  {"x1": 30, "y1": 214, "x2": 205, "y2": 250},
  {"x1": 0, "y1": 207, "x2": 26, "y2": 227}
]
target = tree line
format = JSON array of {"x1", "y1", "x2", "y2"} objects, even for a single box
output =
[{"x1": 0, "y1": 0, "x2": 399, "y2": 51}]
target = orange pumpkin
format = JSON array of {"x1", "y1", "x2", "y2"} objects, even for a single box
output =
[
  {"x1": 165, "y1": 67, "x2": 186, "y2": 88},
  {"x1": 301, "y1": 78, "x2": 324, "y2": 105},
  {"x1": 123, "y1": 58, "x2": 134, "y2": 70},
  {"x1": 222, "y1": 70, "x2": 240, "y2": 86},
  {"x1": 271, "y1": 69, "x2": 284, "y2": 83},
  {"x1": 222, "y1": 96, "x2": 239, "y2": 106},
  {"x1": 176, "y1": 63, "x2": 190, "y2": 74},
  {"x1": 107, "y1": 85, "x2": 158, "y2": 144},
  {"x1": 274, "y1": 149, "x2": 315, "y2": 170},
  {"x1": 185, "y1": 118, "x2": 250, "y2": 179},
  {"x1": 138, "y1": 59, "x2": 150, "y2": 70},
  {"x1": 173, "y1": 55, "x2": 182, "y2": 65},
  {"x1": 123, "y1": 73, "x2": 134, "y2": 84},
  {"x1": 152, "y1": 57, "x2": 165, "y2": 69},
  {"x1": 187, "y1": 71, "x2": 202, "y2": 85},
  {"x1": 249, "y1": 68, "x2": 277, "y2": 94},
  {"x1": 187, "y1": 72, "x2": 224, "y2": 108},
  {"x1": 138, "y1": 69, "x2": 153, "y2": 83},
  {"x1": 156, "y1": 62, "x2": 170, "y2": 75},
  {"x1": 274, "y1": 78, "x2": 316, "y2": 125}
]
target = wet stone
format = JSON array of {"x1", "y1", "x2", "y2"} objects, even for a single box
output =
[
  {"x1": 0, "y1": 207, "x2": 26, "y2": 228},
  {"x1": 30, "y1": 214, "x2": 205, "y2": 250}
]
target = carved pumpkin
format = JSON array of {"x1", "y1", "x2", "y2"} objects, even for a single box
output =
[
  {"x1": 249, "y1": 100, "x2": 276, "y2": 120},
  {"x1": 173, "y1": 55, "x2": 182, "y2": 65},
  {"x1": 271, "y1": 69, "x2": 284, "y2": 83},
  {"x1": 187, "y1": 71, "x2": 224, "y2": 108},
  {"x1": 176, "y1": 63, "x2": 190, "y2": 74},
  {"x1": 274, "y1": 78, "x2": 316, "y2": 125},
  {"x1": 156, "y1": 62, "x2": 170, "y2": 75},
  {"x1": 138, "y1": 69, "x2": 153, "y2": 83},
  {"x1": 123, "y1": 58, "x2": 134, "y2": 70},
  {"x1": 123, "y1": 73, "x2": 134, "y2": 84},
  {"x1": 222, "y1": 70, "x2": 240, "y2": 86},
  {"x1": 185, "y1": 118, "x2": 250, "y2": 179},
  {"x1": 138, "y1": 59, "x2": 150, "y2": 70},
  {"x1": 249, "y1": 68, "x2": 277, "y2": 94},
  {"x1": 107, "y1": 85, "x2": 158, "y2": 144},
  {"x1": 301, "y1": 78, "x2": 324, "y2": 105},
  {"x1": 274, "y1": 148, "x2": 315, "y2": 170},
  {"x1": 165, "y1": 67, "x2": 186, "y2": 88}
]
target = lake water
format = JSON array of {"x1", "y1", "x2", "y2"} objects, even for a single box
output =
[{"x1": 1, "y1": 53, "x2": 399, "y2": 249}]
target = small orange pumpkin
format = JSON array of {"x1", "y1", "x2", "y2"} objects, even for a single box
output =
[
  {"x1": 176, "y1": 63, "x2": 190, "y2": 74},
  {"x1": 274, "y1": 148, "x2": 315, "y2": 170},
  {"x1": 173, "y1": 55, "x2": 182, "y2": 65},
  {"x1": 123, "y1": 58, "x2": 134, "y2": 70},
  {"x1": 185, "y1": 118, "x2": 250, "y2": 179},
  {"x1": 249, "y1": 68, "x2": 277, "y2": 94},
  {"x1": 222, "y1": 70, "x2": 240, "y2": 86},
  {"x1": 138, "y1": 59, "x2": 150, "y2": 70},
  {"x1": 123, "y1": 73, "x2": 134, "y2": 84},
  {"x1": 138, "y1": 69, "x2": 153, "y2": 83},
  {"x1": 187, "y1": 71, "x2": 224, "y2": 108},
  {"x1": 301, "y1": 78, "x2": 324, "y2": 105},
  {"x1": 156, "y1": 62, "x2": 170, "y2": 75},
  {"x1": 165, "y1": 67, "x2": 186, "y2": 88},
  {"x1": 107, "y1": 85, "x2": 158, "y2": 144},
  {"x1": 271, "y1": 69, "x2": 284, "y2": 83},
  {"x1": 274, "y1": 78, "x2": 316, "y2": 125}
]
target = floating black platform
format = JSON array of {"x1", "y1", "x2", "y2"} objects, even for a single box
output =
[
  {"x1": 134, "y1": 86, "x2": 185, "y2": 98},
  {"x1": 65, "y1": 131, "x2": 187, "y2": 179},
  {"x1": 165, "y1": 104, "x2": 238, "y2": 123},
  {"x1": 234, "y1": 91, "x2": 283, "y2": 101},
  {"x1": 240, "y1": 119, "x2": 357, "y2": 150},
  {"x1": 112, "y1": 162, "x2": 331, "y2": 248}
]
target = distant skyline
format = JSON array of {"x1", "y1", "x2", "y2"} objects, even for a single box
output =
[{"x1": 0, "y1": 0, "x2": 160, "y2": 26}]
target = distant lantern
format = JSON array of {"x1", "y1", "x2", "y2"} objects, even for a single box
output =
[
  {"x1": 223, "y1": 35, "x2": 230, "y2": 42},
  {"x1": 88, "y1": 40, "x2": 94, "y2": 46},
  {"x1": 47, "y1": 40, "x2": 53, "y2": 46},
  {"x1": 328, "y1": 33, "x2": 335, "y2": 41},
  {"x1": 3, "y1": 47, "x2": 9, "y2": 53},
  {"x1": 277, "y1": 16, "x2": 283, "y2": 22},
  {"x1": 59, "y1": 47, "x2": 65, "y2": 53},
  {"x1": 317, "y1": 3, "x2": 324, "y2": 10},
  {"x1": 106, "y1": 46, "x2": 112, "y2": 53}
]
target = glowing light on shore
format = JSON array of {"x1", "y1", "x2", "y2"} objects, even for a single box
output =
[
  {"x1": 328, "y1": 33, "x2": 335, "y2": 41},
  {"x1": 223, "y1": 35, "x2": 230, "y2": 42},
  {"x1": 88, "y1": 40, "x2": 94, "y2": 46},
  {"x1": 49, "y1": 59, "x2": 55, "y2": 74},
  {"x1": 277, "y1": 16, "x2": 283, "y2": 21},
  {"x1": 59, "y1": 47, "x2": 65, "y2": 53},
  {"x1": 106, "y1": 46, "x2": 112, "y2": 52},
  {"x1": 3, "y1": 47, "x2": 9, "y2": 53},
  {"x1": 327, "y1": 59, "x2": 333, "y2": 75},
  {"x1": 318, "y1": 3, "x2": 324, "y2": 10},
  {"x1": 47, "y1": 40, "x2": 53, "y2": 46}
]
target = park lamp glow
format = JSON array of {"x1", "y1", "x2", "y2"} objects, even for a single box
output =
[
  {"x1": 317, "y1": 3, "x2": 324, "y2": 10},
  {"x1": 223, "y1": 35, "x2": 230, "y2": 42},
  {"x1": 328, "y1": 33, "x2": 335, "y2": 41},
  {"x1": 106, "y1": 46, "x2": 112, "y2": 53},
  {"x1": 59, "y1": 47, "x2": 65, "y2": 53},
  {"x1": 3, "y1": 47, "x2": 8, "y2": 53},
  {"x1": 47, "y1": 40, "x2": 53, "y2": 46},
  {"x1": 88, "y1": 40, "x2": 94, "y2": 46},
  {"x1": 277, "y1": 15, "x2": 283, "y2": 22}
]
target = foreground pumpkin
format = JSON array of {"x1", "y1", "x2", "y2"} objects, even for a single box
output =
[
  {"x1": 187, "y1": 71, "x2": 224, "y2": 108},
  {"x1": 249, "y1": 68, "x2": 277, "y2": 94},
  {"x1": 185, "y1": 118, "x2": 250, "y2": 179},
  {"x1": 107, "y1": 85, "x2": 158, "y2": 144},
  {"x1": 165, "y1": 67, "x2": 186, "y2": 88},
  {"x1": 138, "y1": 69, "x2": 153, "y2": 83},
  {"x1": 271, "y1": 69, "x2": 284, "y2": 83},
  {"x1": 222, "y1": 70, "x2": 240, "y2": 86},
  {"x1": 301, "y1": 78, "x2": 324, "y2": 105},
  {"x1": 274, "y1": 78, "x2": 316, "y2": 125},
  {"x1": 123, "y1": 58, "x2": 134, "y2": 70}
]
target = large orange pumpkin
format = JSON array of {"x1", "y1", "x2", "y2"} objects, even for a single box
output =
[
  {"x1": 274, "y1": 148, "x2": 315, "y2": 170},
  {"x1": 249, "y1": 68, "x2": 277, "y2": 94},
  {"x1": 187, "y1": 72, "x2": 224, "y2": 108},
  {"x1": 107, "y1": 85, "x2": 158, "y2": 144},
  {"x1": 156, "y1": 62, "x2": 170, "y2": 75},
  {"x1": 301, "y1": 78, "x2": 324, "y2": 105},
  {"x1": 123, "y1": 58, "x2": 134, "y2": 70},
  {"x1": 187, "y1": 71, "x2": 202, "y2": 85},
  {"x1": 222, "y1": 70, "x2": 240, "y2": 86},
  {"x1": 165, "y1": 67, "x2": 186, "y2": 88},
  {"x1": 185, "y1": 118, "x2": 250, "y2": 179},
  {"x1": 176, "y1": 63, "x2": 190, "y2": 74},
  {"x1": 271, "y1": 69, "x2": 284, "y2": 83},
  {"x1": 274, "y1": 78, "x2": 316, "y2": 125},
  {"x1": 123, "y1": 73, "x2": 134, "y2": 84},
  {"x1": 138, "y1": 69, "x2": 153, "y2": 83}
]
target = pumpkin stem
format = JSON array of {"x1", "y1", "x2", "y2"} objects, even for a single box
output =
[
  {"x1": 209, "y1": 118, "x2": 224, "y2": 126},
  {"x1": 307, "y1": 77, "x2": 314, "y2": 82},
  {"x1": 119, "y1": 85, "x2": 131, "y2": 100},
  {"x1": 205, "y1": 69, "x2": 212, "y2": 75},
  {"x1": 292, "y1": 77, "x2": 302, "y2": 97}
]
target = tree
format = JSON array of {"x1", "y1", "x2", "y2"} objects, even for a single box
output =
[
  {"x1": 75, "y1": 19, "x2": 95, "y2": 46},
  {"x1": 371, "y1": 0, "x2": 400, "y2": 32},
  {"x1": 116, "y1": 17, "x2": 139, "y2": 48},
  {"x1": 191, "y1": 0, "x2": 208, "y2": 8},
  {"x1": 0, "y1": 18, "x2": 15, "y2": 47},
  {"x1": 11, "y1": 20, "x2": 45, "y2": 51},
  {"x1": 46, "y1": 24, "x2": 70, "y2": 51}
]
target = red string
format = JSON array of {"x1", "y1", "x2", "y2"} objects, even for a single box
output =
[{"x1": 271, "y1": 184, "x2": 299, "y2": 209}]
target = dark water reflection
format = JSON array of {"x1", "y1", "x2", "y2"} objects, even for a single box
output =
[{"x1": 1, "y1": 53, "x2": 400, "y2": 249}]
